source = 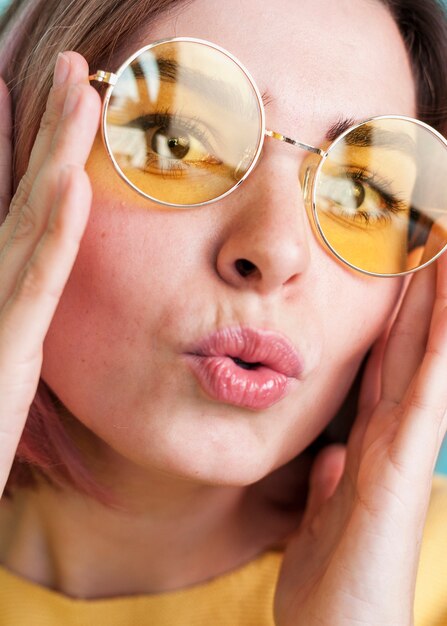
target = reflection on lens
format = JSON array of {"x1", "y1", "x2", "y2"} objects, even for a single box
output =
[
  {"x1": 104, "y1": 39, "x2": 263, "y2": 206},
  {"x1": 313, "y1": 118, "x2": 447, "y2": 275}
]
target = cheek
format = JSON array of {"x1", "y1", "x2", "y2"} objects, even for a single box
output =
[
  {"x1": 40, "y1": 190, "x2": 204, "y2": 413},
  {"x1": 286, "y1": 267, "x2": 402, "y2": 437},
  {"x1": 59, "y1": 213, "x2": 180, "y2": 337},
  {"x1": 320, "y1": 268, "x2": 401, "y2": 369},
  {"x1": 39, "y1": 161, "x2": 404, "y2": 484}
]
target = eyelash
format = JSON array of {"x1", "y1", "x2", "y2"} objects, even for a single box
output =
[
  {"x1": 342, "y1": 167, "x2": 408, "y2": 224},
  {"x1": 128, "y1": 109, "x2": 218, "y2": 176},
  {"x1": 123, "y1": 114, "x2": 411, "y2": 221}
]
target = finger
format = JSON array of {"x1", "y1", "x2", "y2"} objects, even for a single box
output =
[
  {"x1": 390, "y1": 301, "x2": 447, "y2": 483},
  {"x1": 0, "y1": 79, "x2": 101, "y2": 307},
  {"x1": 357, "y1": 331, "x2": 388, "y2": 415},
  {"x1": 429, "y1": 231, "x2": 447, "y2": 332},
  {"x1": 301, "y1": 445, "x2": 346, "y2": 528},
  {"x1": 345, "y1": 274, "x2": 411, "y2": 482},
  {"x1": 0, "y1": 51, "x2": 89, "y2": 247},
  {"x1": 347, "y1": 252, "x2": 447, "y2": 495},
  {"x1": 0, "y1": 165, "x2": 92, "y2": 496},
  {"x1": 357, "y1": 267, "x2": 415, "y2": 415},
  {"x1": 344, "y1": 333, "x2": 388, "y2": 482},
  {"x1": 0, "y1": 77, "x2": 12, "y2": 221},
  {"x1": 381, "y1": 258, "x2": 437, "y2": 405}
]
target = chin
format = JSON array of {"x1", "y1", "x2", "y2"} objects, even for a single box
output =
[{"x1": 95, "y1": 418, "x2": 291, "y2": 489}]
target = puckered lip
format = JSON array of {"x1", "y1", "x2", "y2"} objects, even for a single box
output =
[{"x1": 184, "y1": 326, "x2": 304, "y2": 379}]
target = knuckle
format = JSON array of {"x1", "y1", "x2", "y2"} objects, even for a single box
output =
[
  {"x1": 38, "y1": 104, "x2": 59, "y2": 136},
  {"x1": 389, "y1": 319, "x2": 413, "y2": 342},
  {"x1": 45, "y1": 212, "x2": 64, "y2": 239},
  {"x1": 388, "y1": 443, "x2": 407, "y2": 475},
  {"x1": 11, "y1": 197, "x2": 38, "y2": 241},
  {"x1": 408, "y1": 393, "x2": 431, "y2": 413},
  {"x1": 16, "y1": 259, "x2": 46, "y2": 300},
  {"x1": 47, "y1": 133, "x2": 63, "y2": 160},
  {"x1": 15, "y1": 256, "x2": 58, "y2": 302},
  {"x1": 390, "y1": 402, "x2": 405, "y2": 423},
  {"x1": 353, "y1": 486, "x2": 379, "y2": 516},
  {"x1": 407, "y1": 392, "x2": 446, "y2": 427},
  {"x1": 426, "y1": 342, "x2": 445, "y2": 359}
]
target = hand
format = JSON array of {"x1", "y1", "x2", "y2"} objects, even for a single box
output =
[
  {"x1": 274, "y1": 250, "x2": 447, "y2": 626},
  {"x1": 0, "y1": 52, "x2": 101, "y2": 498}
]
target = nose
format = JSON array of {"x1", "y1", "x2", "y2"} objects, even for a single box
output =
[{"x1": 215, "y1": 146, "x2": 312, "y2": 295}]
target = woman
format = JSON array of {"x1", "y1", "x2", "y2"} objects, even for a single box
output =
[{"x1": 0, "y1": 0, "x2": 447, "y2": 623}]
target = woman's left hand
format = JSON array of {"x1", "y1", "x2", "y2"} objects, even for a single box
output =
[{"x1": 274, "y1": 249, "x2": 447, "y2": 626}]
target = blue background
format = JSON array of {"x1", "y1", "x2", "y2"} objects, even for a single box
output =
[{"x1": 0, "y1": 0, "x2": 446, "y2": 473}]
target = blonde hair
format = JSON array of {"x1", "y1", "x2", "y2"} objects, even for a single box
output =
[{"x1": 0, "y1": 0, "x2": 191, "y2": 201}]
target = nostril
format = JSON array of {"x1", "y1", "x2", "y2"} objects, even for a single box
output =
[{"x1": 235, "y1": 258, "x2": 258, "y2": 278}]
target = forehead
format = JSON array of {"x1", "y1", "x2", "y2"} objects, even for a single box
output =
[{"x1": 125, "y1": 0, "x2": 416, "y2": 144}]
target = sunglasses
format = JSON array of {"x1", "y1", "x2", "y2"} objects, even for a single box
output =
[{"x1": 89, "y1": 37, "x2": 447, "y2": 277}]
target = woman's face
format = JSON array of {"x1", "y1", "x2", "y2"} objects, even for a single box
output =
[{"x1": 41, "y1": 0, "x2": 416, "y2": 485}]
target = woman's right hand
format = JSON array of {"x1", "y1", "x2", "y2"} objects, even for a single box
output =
[{"x1": 0, "y1": 52, "x2": 101, "y2": 498}]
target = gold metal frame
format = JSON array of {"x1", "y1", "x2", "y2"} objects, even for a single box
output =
[
  {"x1": 89, "y1": 36, "x2": 447, "y2": 278},
  {"x1": 310, "y1": 115, "x2": 447, "y2": 278},
  {"x1": 89, "y1": 37, "x2": 267, "y2": 211}
]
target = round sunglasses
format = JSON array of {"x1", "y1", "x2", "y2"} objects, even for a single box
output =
[{"x1": 89, "y1": 37, "x2": 447, "y2": 277}]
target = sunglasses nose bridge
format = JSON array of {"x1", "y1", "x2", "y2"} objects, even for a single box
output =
[
  {"x1": 264, "y1": 129, "x2": 325, "y2": 157},
  {"x1": 262, "y1": 128, "x2": 324, "y2": 213}
]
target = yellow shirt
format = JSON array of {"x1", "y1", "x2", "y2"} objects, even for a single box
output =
[{"x1": 0, "y1": 474, "x2": 446, "y2": 626}]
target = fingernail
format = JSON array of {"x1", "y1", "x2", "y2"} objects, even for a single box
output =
[
  {"x1": 53, "y1": 52, "x2": 70, "y2": 88},
  {"x1": 63, "y1": 85, "x2": 81, "y2": 117}
]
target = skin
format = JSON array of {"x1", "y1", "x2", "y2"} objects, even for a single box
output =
[
  {"x1": 45, "y1": 0, "x2": 414, "y2": 485},
  {"x1": 1, "y1": 0, "x2": 446, "y2": 619}
]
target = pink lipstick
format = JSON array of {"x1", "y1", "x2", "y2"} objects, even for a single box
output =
[{"x1": 184, "y1": 327, "x2": 303, "y2": 410}]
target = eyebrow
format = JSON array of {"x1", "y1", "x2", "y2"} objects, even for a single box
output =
[
  {"x1": 325, "y1": 117, "x2": 417, "y2": 159},
  {"x1": 130, "y1": 60, "x2": 417, "y2": 159},
  {"x1": 130, "y1": 56, "x2": 270, "y2": 115}
]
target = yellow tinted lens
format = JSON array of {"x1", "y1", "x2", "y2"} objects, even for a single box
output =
[
  {"x1": 104, "y1": 40, "x2": 263, "y2": 206},
  {"x1": 314, "y1": 118, "x2": 447, "y2": 275}
]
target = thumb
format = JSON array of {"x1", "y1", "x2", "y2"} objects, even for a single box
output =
[{"x1": 301, "y1": 444, "x2": 346, "y2": 528}]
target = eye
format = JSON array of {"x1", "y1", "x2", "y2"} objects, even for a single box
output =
[
  {"x1": 152, "y1": 129, "x2": 190, "y2": 160},
  {"x1": 127, "y1": 112, "x2": 223, "y2": 172},
  {"x1": 317, "y1": 169, "x2": 407, "y2": 225},
  {"x1": 147, "y1": 122, "x2": 215, "y2": 165},
  {"x1": 321, "y1": 176, "x2": 366, "y2": 211}
]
